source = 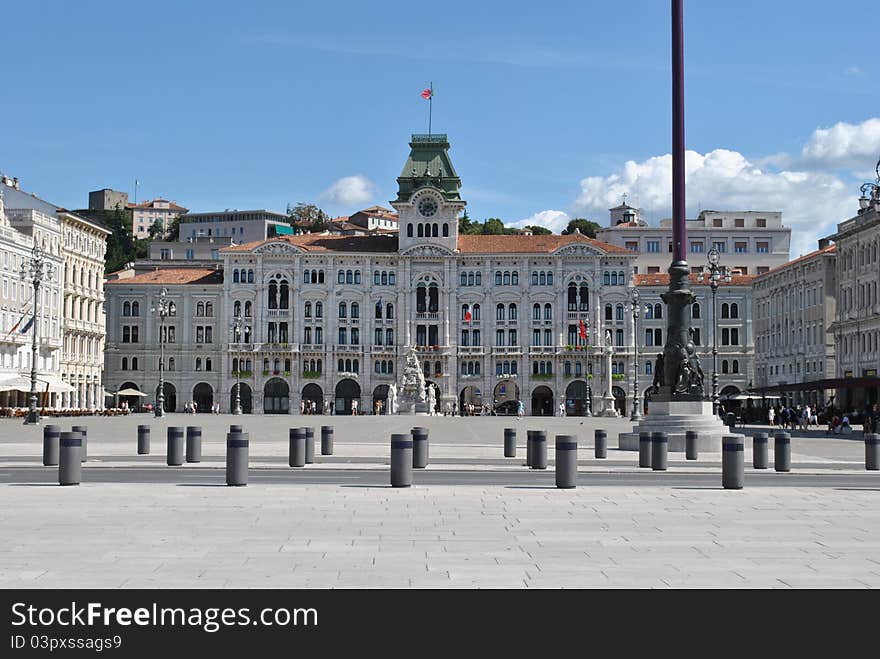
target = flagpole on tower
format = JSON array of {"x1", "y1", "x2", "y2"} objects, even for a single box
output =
[{"x1": 428, "y1": 82, "x2": 433, "y2": 136}]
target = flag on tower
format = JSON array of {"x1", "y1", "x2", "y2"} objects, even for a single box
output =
[
  {"x1": 420, "y1": 87, "x2": 433, "y2": 100},
  {"x1": 578, "y1": 318, "x2": 588, "y2": 340}
]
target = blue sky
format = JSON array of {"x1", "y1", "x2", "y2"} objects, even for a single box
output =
[{"x1": 3, "y1": 0, "x2": 878, "y2": 256}]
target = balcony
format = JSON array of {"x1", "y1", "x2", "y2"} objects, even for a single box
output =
[
  {"x1": 415, "y1": 345, "x2": 450, "y2": 355},
  {"x1": 415, "y1": 312, "x2": 440, "y2": 321},
  {"x1": 335, "y1": 345, "x2": 362, "y2": 354},
  {"x1": 458, "y1": 346, "x2": 484, "y2": 355},
  {"x1": 529, "y1": 346, "x2": 556, "y2": 355},
  {"x1": 371, "y1": 345, "x2": 397, "y2": 354},
  {"x1": 267, "y1": 309, "x2": 290, "y2": 318},
  {"x1": 492, "y1": 346, "x2": 523, "y2": 355}
]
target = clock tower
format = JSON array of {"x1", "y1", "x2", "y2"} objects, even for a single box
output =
[{"x1": 393, "y1": 133, "x2": 465, "y2": 253}]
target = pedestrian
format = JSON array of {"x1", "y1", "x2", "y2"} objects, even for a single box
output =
[
  {"x1": 351, "y1": 399, "x2": 358, "y2": 416},
  {"x1": 452, "y1": 402, "x2": 457, "y2": 416},
  {"x1": 767, "y1": 406, "x2": 775, "y2": 427},
  {"x1": 516, "y1": 399, "x2": 525, "y2": 419}
]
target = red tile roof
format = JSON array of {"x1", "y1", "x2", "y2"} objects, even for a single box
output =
[
  {"x1": 127, "y1": 198, "x2": 189, "y2": 212},
  {"x1": 635, "y1": 273, "x2": 756, "y2": 287},
  {"x1": 223, "y1": 234, "x2": 399, "y2": 253},
  {"x1": 456, "y1": 233, "x2": 633, "y2": 254},
  {"x1": 105, "y1": 268, "x2": 222, "y2": 286}
]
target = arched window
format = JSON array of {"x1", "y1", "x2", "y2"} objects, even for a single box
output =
[
  {"x1": 407, "y1": 224, "x2": 414, "y2": 237},
  {"x1": 351, "y1": 302, "x2": 359, "y2": 319},
  {"x1": 547, "y1": 272, "x2": 553, "y2": 286},
  {"x1": 605, "y1": 304, "x2": 613, "y2": 321},
  {"x1": 416, "y1": 285, "x2": 427, "y2": 313},
  {"x1": 346, "y1": 270, "x2": 353, "y2": 284},
  {"x1": 196, "y1": 301, "x2": 205, "y2": 317},
  {"x1": 417, "y1": 224, "x2": 424, "y2": 238},
  {"x1": 268, "y1": 281, "x2": 278, "y2": 309},
  {"x1": 338, "y1": 270, "x2": 345, "y2": 284},
  {"x1": 374, "y1": 271, "x2": 381, "y2": 285},
  {"x1": 692, "y1": 303, "x2": 701, "y2": 319},
  {"x1": 381, "y1": 272, "x2": 388, "y2": 285},
  {"x1": 495, "y1": 271, "x2": 502, "y2": 286},
  {"x1": 232, "y1": 358, "x2": 239, "y2": 373},
  {"x1": 279, "y1": 281, "x2": 289, "y2": 309},
  {"x1": 195, "y1": 358, "x2": 202, "y2": 371},
  {"x1": 645, "y1": 305, "x2": 654, "y2": 319},
  {"x1": 315, "y1": 302, "x2": 323, "y2": 318},
  {"x1": 123, "y1": 301, "x2": 131, "y2": 317},
  {"x1": 579, "y1": 285, "x2": 589, "y2": 310},
  {"x1": 721, "y1": 303, "x2": 730, "y2": 319},
  {"x1": 233, "y1": 269, "x2": 240, "y2": 283},
  {"x1": 244, "y1": 301, "x2": 252, "y2": 317},
  {"x1": 442, "y1": 223, "x2": 449, "y2": 237},
  {"x1": 206, "y1": 358, "x2": 213, "y2": 372},
  {"x1": 473, "y1": 304, "x2": 480, "y2": 320},
  {"x1": 616, "y1": 304, "x2": 624, "y2": 321},
  {"x1": 475, "y1": 272, "x2": 482, "y2": 286},
  {"x1": 508, "y1": 304, "x2": 517, "y2": 320},
  {"x1": 616, "y1": 329, "x2": 624, "y2": 346},
  {"x1": 247, "y1": 270, "x2": 254, "y2": 283},
  {"x1": 304, "y1": 302, "x2": 312, "y2": 318},
  {"x1": 432, "y1": 224, "x2": 438, "y2": 237},
  {"x1": 386, "y1": 303, "x2": 394, "y2": 319},
  {"x1": 351, "y1": 328, "x2": 359, "y2": 345},
  {"x1": 532, "y1": 272, "x2": 539, "y2": 286},
  {"x1": 354, "y1": 271, "x2": 361, "y2": 285},
  {"x1": 304, "y1": 270, "x2": 311, "y2": 284},
  {"x1": 496, "y1": 304, "x2": 505, "y2": 321},
  {"x1": 568, "y1": 284, "x2": 577, "y2": 311},
  {"x1": 122, "y1": 357, "x2": 128, "y2": 370},
  {"x1": 654, "y1": 304, "x2": 663, "y2": 319},
  {"x1": 722, "y1": 360, "x2": 729, "y2": 374},
  {"x1": 339, "y1": 302, "x2": 347, "y2": 318},
  {"x1": 461, "y1": 272, "x2": 468, "y2": 286},
  {"x1": 464, "y1": 304, "x2": 472, "y2": 320},
  {"x1": 533, "y1": 303, "x2": 541, "y2": 320},
  {"x1": 338, "y1": 328, "x2": 347, "y2": 344},
  {"x1": 604, "y1": 272, "x2": 611, "y2": 286},
  {"x1": 611, "y1": 271, "x2": 618, "y2": 286},
  {"x1": 544, "y1": 304, "x2": 552, "y2": 320},
  {"x1": 386, "y1": 328, "x2": 393, "y2": 345},
  {"x1": 512, "y1": 272, "x2": 519, "y2": 285},
  {"x1": 732, "y1": 359, "x2": 740, "y2": 374},
  {"x1": 503, "y1": 272, "x2": 511, "y2": 286},
  {"x1": 619, "y1": 271, "x2": 625, "y2": 284},
  {"x1": 730, "y1": 303, "x2": 739, "y2": 319}
]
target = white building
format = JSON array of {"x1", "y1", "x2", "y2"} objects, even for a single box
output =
[
  {"x1": 596, "y1": 206, "x2": 791, "y2": 276},
  {"x1": 179, "y1": 209, "x2": 290, "y2": 244},
  {"x1": 105, "y1": 134, "x2": 648, "y2": 416},
  {"x1": 752, "y1": 241, "x2": 837, "y2": 408}
]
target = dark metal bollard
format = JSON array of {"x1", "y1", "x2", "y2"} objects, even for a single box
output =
[
  {"x1": 289, "y1": 428, "x2": 306, "y2": 467},
  {"x1": 390, "y1": 433, "x2": 413, "y2": 488},
  {"x1": 774, "y1": 431, "x2": 791, "y2": 472},
  {"x1": 58, "y1": 432, "x2": 82, "y2": 486},
  {"x1": 651, "y1": 431, "x2": 668, "y2": 471},
  {"x1": 639, "y1": 431, "x2": 652, "y2": 468},
  {"x1": 753, "y1": 432, "x2": 769, "y2": 469},
  {"x1": 226, "y1": 431, "x2": 249, "y2": 486},
  {"x1": 137, "y1": 425, "x2": 150, "y2": 455},
  {"x1": 166, "y1": 427, "x2": 184, "y2": 466},
  {"x1": 685, "y1": 430, "x2": 699, "y2": 461},
  {"x1": 72, "y1": 425, "x2": 88, "y2": 462},
  {"x1": 411, "y1": 427, "x2": 429, "y2": 469},
  {"x1": 305, "y1": 427, "x2": 315, "y2": 464},
  {"x1": 555, "y1": 435, "x2": 578, "y2": 489},
  {"x1": 526, "y1": 431, "x2": 535, "y2": 467},
  {"x1": 43, "y1": 425, "x2": 60, "y2": 466},
  {"x1": 229, "y1": 425, "x2": 242, "y2": 434},
  {"x1": 722, "y1": 435, "x2": 745, "y2": 490},
  {"x1": 866, "y1": 433, "x2": 879, "y2": 471},
  {"x1": 504, "y1": 428, "x2": 517, "y2": 458},
  {"x1": 594, "y1": 429, "x2": 607, "y2": 459},
  {"x1": 321, "y1": 426, "x2": 334, "y2": 455},
  {"x1": 186, "y1": 426, "x2": 202, "y2": 463},
  {"x1": 531, "y1": 431, "x2": 548, "y2": 470}
]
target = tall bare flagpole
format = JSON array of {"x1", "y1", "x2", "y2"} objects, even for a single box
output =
[{"x1": 428, "y1": 82, "x2": 433, "y2": 136}]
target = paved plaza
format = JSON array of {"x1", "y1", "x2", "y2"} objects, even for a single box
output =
[{"x1": 1, "y1": 414, "x2": 879, "y2": 588}]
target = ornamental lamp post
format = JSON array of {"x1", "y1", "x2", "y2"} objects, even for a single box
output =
[
  {"x1": 231, "y1": 315, "x2": 249, "y2": 415},
  {"x1": 150, "y1": 287, "x2": 170, "y2": 418},
  {"x1": 20, "y1": 245, "x2": 55, "y2": 425},
  {"x1": 697, "y1": 247, "x2": 732, "y2": 416},
  {"x1": 629, "y1": 287, "x2": 643, "y2": 422}
]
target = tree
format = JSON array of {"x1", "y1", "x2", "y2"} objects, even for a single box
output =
[
  {"x1": 481, "y1": 218, "x2": 505, "y2": 235},
  {"x1": 561, "y1": 218, "x2": 601, "y2": 238},
  {"x1": 458, "y1": 210, "x2": 481, "y2": 235},
  {"x1": 165, "y1": 214, "x2": 182, "y2": 241},
  {"x1": 287, "y1": 202, "x2": 329, "y2": 229},
  {"x1": 523, "y1": 225, "x2": 552, "y2": 235}
]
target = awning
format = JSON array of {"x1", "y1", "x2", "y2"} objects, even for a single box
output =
[
  {"x1": 116, "y1": 388, "x2": 148, "y2": 397},
  {"x1": 750, "y1": 377, "x2": 880, "y2": 394},
  {"x1": 272, "y1": 224, "x2": 294, "y2": 236},
  {"x1": 0, "y1": 374, "x2": 75, "y2": 394}
]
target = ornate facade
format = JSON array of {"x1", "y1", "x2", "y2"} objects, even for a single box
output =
[{"x1": 105, "y1": 134, "x2": 648, "y2": 415}]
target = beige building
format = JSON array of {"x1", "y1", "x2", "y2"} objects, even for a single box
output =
[
  {"x1": 129, "y1": 198, "x2": 189, "y2": 239},
  {"x1": 752, "y1": 242, "x2": 837, "y2": 407},
  {"x1": 828, "y1": 183, "x2": 880, "y2": 409},
  {"x1": 596, "y1": 206, "x2": 791, "y2": 276},
  {"x1": 59, "y1": 211, "x2": 111, "y2": 409}
]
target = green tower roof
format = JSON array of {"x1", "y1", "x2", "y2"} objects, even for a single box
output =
[{"x1": 395, "y1": 134, "x2": 463, "y2": 203}]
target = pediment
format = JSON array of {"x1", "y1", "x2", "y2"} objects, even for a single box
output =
[
  {"x1": 401, "y1": 244, "x2": 455, "y2": 258},
  {"x1": 254, "y1": 241, "x2": 303, "y2": 255},
  {"x1": 553, "y1": 244, "x2": 602, "y2": 258}
]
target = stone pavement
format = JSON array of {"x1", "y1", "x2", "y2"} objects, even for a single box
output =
[{"x1": 0, "y1": 414, "x2": 878, "y2": 588}]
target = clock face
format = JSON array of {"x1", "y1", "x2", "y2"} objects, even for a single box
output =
[{"x1": 417, "y1": 198, "x2": 438, "y2": 218}]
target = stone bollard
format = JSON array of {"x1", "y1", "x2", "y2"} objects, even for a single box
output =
[
  {"x1": 504, "y1": 428, "x2": 517, "y2": 458},
  {"x1": 305, "y1": 427, "x2": 315, "y2": 464},
  {"x1": 186, "y1": 426, "x2": 202, "y2": 463},
  {"x1": 722, "y1": 435, "x2": 745, "y2": 490},
  {"x1": 58, "y1": 431, "x2": 82, "y2": 486},
  {"x1": 651, "y1": 431, "x2": 668, "y2": 471},
  {"x1": 43, "y1": 425, "x2": 60, "y2": 466},
  {"x1": 137, "y1": 425, "x2": 150, "y2": 455},
  {"x1": 229, "y1": 425, "x2": 242, "y2": 434},
  {"x1": 531, "y1": 431, "x2": 548, "y2": 470},
  {"x1": 774, "y1": 431, "x2": 791, "y2": 472},
  {"x1": 289, "y1": 428, "x2": 306, "y2": 467},
  {"x1": 226, "y1": 431, "x2": 249, "y2": 486},
  {"x1": 685, "y1": 430, "x2": 699, "y2": 461},
  {"x1": 555, "y1": 435, "x2": 578, "y2": 489},
  {"x1": 72, "y1": 425, "x2": 88, "y2": 462},
  {"x1": 866, "y1": 433, "x2": 879, "y2": 471},
  {"x1": 638, "y1": 431, "x2": 652, "y2": 468},
  {"x1": 526, "y1": 431, "x2": 535, "y2": 467},
  {"x1": 390, "y1": 433, "x2": 413, "y2": 488},
  {"x1": 321, "y1": 426, "x2": 334, "y2": 455},
  {"x1": 594, "y1": 429, "x2": 607, "y2": 459},
  {"x1": 411, "y1": 427, "x2": 429, "y2": 469},
  {"x1": 166, "y1": 427, "x2": 184, "y2": 466},
  {"x1": 753, "y1": 432, "x2": 769, "y2": 470}
]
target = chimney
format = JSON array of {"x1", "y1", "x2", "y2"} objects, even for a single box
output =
[{"x1": 818, "y1": 238, "x2": 831, "y2": 250}]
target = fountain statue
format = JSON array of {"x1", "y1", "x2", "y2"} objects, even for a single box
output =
[
  {"x1": 387, "y1": 383, "x2": 398, "y2": 415},
  {"x1": 397, "y1": 347, "x2": 428, "y2": 415},
  {"x1": 426, "y1": 383, "x2": 436, "y2": 416}
]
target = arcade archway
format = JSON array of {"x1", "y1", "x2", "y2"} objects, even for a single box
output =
[
  {"x1": 154, "y1": 382, "x2": 177, "y2": 413},
  {"x1": 334, "y1": 379, "x2": 361, "y2": 415},
  {"x1": 263, "y1": 378, "x2": 290, "y2": 414},
  {"x1": 565, "y1": 380, "x2": 590, "y2": 417},
  {"x1": 531, "y1": 386, "x2": 554, "y2": 416},
  {"x1": 192, "y1": 383, "x2": 213, "y2": 413},
  {"x1": 230, "y1": 383, "x2": 252, "y2": 414},
  {"x1": 459, "y1": 386, "x2": 482, "y2": 415},
  {"x1": 302, "y1": 383, "x2": 323, "y2": 414}
]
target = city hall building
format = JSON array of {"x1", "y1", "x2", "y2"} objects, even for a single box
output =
[{"x1": 104, "y1": 134, "x2": 652, "y2": 415}]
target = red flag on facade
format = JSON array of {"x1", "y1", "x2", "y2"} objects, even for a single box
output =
[
  {"x1": 464, "y1": 310, "x2": 472, "y2": 322},
  {"x1": 578, "y1": 318, "x2": 588, "y2": 340},
  {"x1": 421, "y1": 87, "x2": 433, "y2": 100}
]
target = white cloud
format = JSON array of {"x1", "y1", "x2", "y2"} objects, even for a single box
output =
[
  {"x1": 799, "y1": 118, "x2": 880, "y2": 169},
  {"x1": 571, "y1": 148, "x2": 855, "y2": 257},
  {"x1": 845, "y1": 66, "x2": 862, "y2": 76},
  {"x1": 320, "y1": 175, "x2": 375, "y2": 207},
  {"x1": 512, "y1": 210, "x2": 571, "y2": 233}
]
